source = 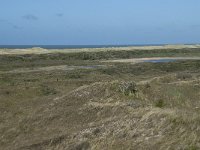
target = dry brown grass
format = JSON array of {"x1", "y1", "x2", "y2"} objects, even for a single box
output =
[{"x1": 1, "y1": 50, "x2": 200, "y2": 150}]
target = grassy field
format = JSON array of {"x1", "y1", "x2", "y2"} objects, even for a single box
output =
[{"x1": 1, "y1": 47, "x2": 200, "y2": 150}]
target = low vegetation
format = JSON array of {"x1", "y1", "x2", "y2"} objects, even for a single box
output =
[
  {"x1": 0, "y1": 48, "x2": 200, "y2": 150},
  {"x1": 118, "y1": 81, "x2": 138, "y2": 96}
]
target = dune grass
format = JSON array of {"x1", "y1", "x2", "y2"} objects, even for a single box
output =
[{"x1": 1, "y1": 48, "x2": 200, "y2": 149}]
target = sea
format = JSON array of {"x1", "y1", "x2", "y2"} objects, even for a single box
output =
[{"x1": 0, "y1": 44, "x2": 165, "y2": 49}]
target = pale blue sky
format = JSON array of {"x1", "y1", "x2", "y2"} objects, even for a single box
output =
[{"x1": 0, "y1": 0, "x2": 200, "y2": 45}]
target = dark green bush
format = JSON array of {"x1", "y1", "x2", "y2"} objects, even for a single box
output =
[
  {"x1": 176, "y1": 73, "x2": 192, "y2": 80},
  {"x1": 155, "y1": 99, "x2": 165, "y2": 108},
  {"x1": 40, "y1": 85, "x2": 57, "y2": 96}
]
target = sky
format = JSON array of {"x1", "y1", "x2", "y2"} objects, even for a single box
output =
[{"x1": 0, "y1": 0, "x2": 200, "y2": 45}]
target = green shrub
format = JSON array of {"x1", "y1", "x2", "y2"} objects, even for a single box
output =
[
  {"x1": 176, "y1": 73, "x2": 192, "y2": 80},
  {"x1": 66, "y1": 72, "x2": 82, "y2": 79},
  {"x1": 65, "y1": 70, "x2": 84, "y2": 79},
  {"x1": 188, "y1": 145, "x2": 198, "y2": 150},
  {"x1": 155, "y1": 99, "x2": 165, "y2": 108},
  {"x1": 40, "y1": 85, "x2": 57, "y2": 96}
]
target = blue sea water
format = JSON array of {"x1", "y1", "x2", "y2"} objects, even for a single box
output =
[{"x1": 0, "y1": 44, "x2": 164, "y2": 49}]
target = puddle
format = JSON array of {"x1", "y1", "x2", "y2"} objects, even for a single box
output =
[
  {"x1": 78, "y1": 65, "x2": 106, "y2": 69},
  {"x1": 143, "y1": 59, "x2": 177, "y2": 63}
]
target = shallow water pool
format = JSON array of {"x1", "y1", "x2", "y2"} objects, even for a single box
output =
[{"x1": 143, "y1": 59, "x2": 177, "y2": 63}]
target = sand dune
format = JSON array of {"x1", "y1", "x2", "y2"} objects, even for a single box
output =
[{"x1": 1, "y1": 44, "x2": 200, "y2": 55}]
